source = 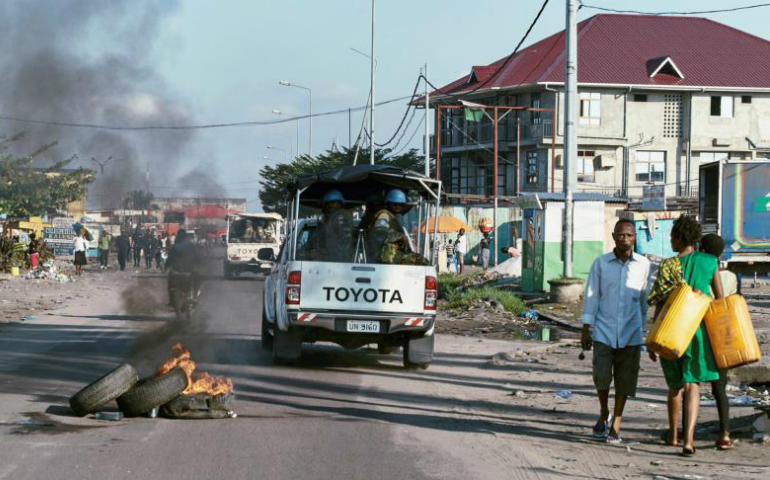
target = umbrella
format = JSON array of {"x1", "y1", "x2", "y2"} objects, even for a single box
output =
[{"x1": 420, "y1": 215, "x2": 471, "y2": 234}]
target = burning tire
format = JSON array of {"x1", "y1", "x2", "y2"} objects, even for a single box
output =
[
  {"x1": 69, "y1": 364, "x2": 139, "y2": 416},
  {"x1": 160, "y1": 392, "x2": 235, "y2": 419},
  {"x1": 116, "y1": 367, "x2": 188, "y2": 417}
]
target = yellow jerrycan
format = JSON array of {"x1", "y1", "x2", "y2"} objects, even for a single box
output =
[
  {"x1": 705, "y1": 295, "x2": 760, "y2": 369},
  {"x1": 645, "y1": 283, "x2": 711, "y2": 360}
]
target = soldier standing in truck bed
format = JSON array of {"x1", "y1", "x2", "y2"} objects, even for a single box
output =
[
  {"x1": 315, "y1": 190, "x2": 353, "y2": 262},
  {"x1": 371, "y1": 189, "x2": 427, "y2": 266}
]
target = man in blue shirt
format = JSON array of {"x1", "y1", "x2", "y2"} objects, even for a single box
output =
[{"x1": 580, "y1": 219, "x2": 650, "y2": 443}]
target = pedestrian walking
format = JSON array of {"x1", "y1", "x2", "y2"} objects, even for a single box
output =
[
  {"x1": 455, "y1": 228, "x2": 467, "y2": 274},
  {"x1": 132, "y1": 229, "x2": 143, "y2": 267},
  {"x1": 98, "y1": 232, "x2": 111, "y2": 269},
  {"x1": 28, "y1": 233, "x2": 40, "y2": 269},
  {"x1": 647, "y1": 215, "x2": 723, "y2": 457},
  {"x1": 116, "y1": 231, "x2": 131, "y2": 271},
  {"x1": 73, "y1": 228, "x2": 88, "y2": 276},
  {"x1": 144, "y1": 232, "x2": 156, "y2": 269},
  {"x1": 699, "y1": 233, "x2": 736, "y2": 450},
  {"x1": 479, "y1": 232, "x2": 491, "y2": 271},
  {"x1": 581, "y1": 219, "x2": 650, "y2": 443}
]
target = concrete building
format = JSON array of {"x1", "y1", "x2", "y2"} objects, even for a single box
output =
[{"x1": 428, "y1": 14, "x2": 770, "y2": 202}]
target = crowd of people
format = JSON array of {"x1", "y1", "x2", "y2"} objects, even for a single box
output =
[{"x1": 581, "y1": 215, "x2": 738, "y2": 456}]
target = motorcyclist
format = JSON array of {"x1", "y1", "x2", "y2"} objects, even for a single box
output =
[
  {"x1": 313, "y1": 190, "x2": 353, "y2": 262},
  {"x1": 166, "y1": 229, "x2": 201, "y2": 306},
  {"x1": 371, "y1": 189, "x2": 427, "y2": 265}
]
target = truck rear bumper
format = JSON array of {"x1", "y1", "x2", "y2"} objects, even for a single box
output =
[{"x1": 287, "y1": 310, "x2": 435, "y2": 335}]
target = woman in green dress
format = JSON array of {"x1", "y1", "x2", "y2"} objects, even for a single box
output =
[{"x1": 647, "y1": 215, "x2": 723, "y2": 456}]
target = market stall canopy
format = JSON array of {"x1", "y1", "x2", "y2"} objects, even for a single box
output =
[
  {"x1": 420, "y1": 215, "x2": 471, "y2": 234},
  {"x1": 288, "y1": 165, "x2": 441, "y2": 207}
]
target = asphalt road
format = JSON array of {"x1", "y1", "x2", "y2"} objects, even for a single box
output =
[{"x1": 0, "y1": 258, "x2": 487, "y2": 480}]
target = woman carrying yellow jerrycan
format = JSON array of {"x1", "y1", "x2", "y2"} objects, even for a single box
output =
[{"x1": 646, "y1": 215, "x2": 723, "y2": 457}]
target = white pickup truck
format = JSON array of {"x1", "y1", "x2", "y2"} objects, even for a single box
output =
[
  {"x1": 224, "y1": 213, "x2": 283, "y2": 278},
  {"x1": 262, "y1": 165, "x2": 443, "y2": 369}
]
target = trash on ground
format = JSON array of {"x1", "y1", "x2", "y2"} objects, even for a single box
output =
[
  {"x1": 94, "y1": 411, "x2": 123, "y2": 421},
  {"x1": 554, "y1": 390, "x2": 572, "y2": 399}
]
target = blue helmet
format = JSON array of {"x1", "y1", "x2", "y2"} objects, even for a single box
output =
[
  {"x1": 322, "y1": 190, "x2": 345, "y2": 205},
  {"x1": 385, "y1": 189, "x2": 407, "y2": 205}
]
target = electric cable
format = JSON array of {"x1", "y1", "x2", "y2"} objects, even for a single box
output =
[
  {"x1": 391, "y1": 114, "x2": 425, "y2": 156},
  {"x1": 0, "y1": 95, "x2": 410, "y2": 132},
  {"x1": 374, "y1": 74, "x2": 422, "y2": 147},
  {"x1": 578, "y1": 1, "x2": 770, "y2": 16}
]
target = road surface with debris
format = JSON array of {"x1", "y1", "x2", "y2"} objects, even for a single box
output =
[{"x1": 0, "y1": 256, "x2": 768, "y2": 480}]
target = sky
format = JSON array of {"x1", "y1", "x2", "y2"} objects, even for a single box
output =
[{"x1": 4, "y1": 1, "x2": 770, "y2": 211}]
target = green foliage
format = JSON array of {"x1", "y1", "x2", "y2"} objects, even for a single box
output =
[
  {"x1": 437, "y1": 273, "x2": 464, "y2": 299},
  {"x1": 0, "y1": 135, "x2": 93, "y2": 218},
  {"x1": 445, "y1": 286, "x2": 525, "y2": 314},
  {"x1": 123, "y1": 190, "x2": 155, "y2": 210},
  {"x1": 258, "y1": 147, "x2": 424, "y2": 215}
]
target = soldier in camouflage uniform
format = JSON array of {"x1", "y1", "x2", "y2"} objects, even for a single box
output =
[
  {"x1": 314, "y1": 190, "x2": 353, "y2": 262},
  {"x1": 372, "y1": 189, "x2": 428, "y2": 266}
]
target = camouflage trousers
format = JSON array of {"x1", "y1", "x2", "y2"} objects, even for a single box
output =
[{"x1": 380, "y1": 244, "x2": 429, "y2": 266}]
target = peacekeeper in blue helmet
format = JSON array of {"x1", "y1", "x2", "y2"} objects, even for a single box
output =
[
  {"x1": 313, "y1": 189, "x2": 353, "y2": 262},
  {"x1": 371, "y1": 189, "x2": 428, "y2": 265}
]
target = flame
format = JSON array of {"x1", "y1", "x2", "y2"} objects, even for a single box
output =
[{"x1": 158, "y1": 343, "x2": 233, "y2": 395}]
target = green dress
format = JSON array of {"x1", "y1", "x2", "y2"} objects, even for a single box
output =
[{"x1": 659, "y1": 251, "x2": 720, "y2": 389}]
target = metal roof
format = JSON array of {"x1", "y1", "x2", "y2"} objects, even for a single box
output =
[
  {"x1": 431, "y1": 14, "x2": 770, "y2": 99},
  {"x1": 521, "y1": 192, "x2": 628, "y2": 203}
]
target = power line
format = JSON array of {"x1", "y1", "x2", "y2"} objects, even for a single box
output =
[
  {"x1": 388, "y1": 107, "x2": 418, "y2": 153},
  {"x1": 0, "y1": 95, "x2": 411, "y2": 132},
  {"x1": 392, "y1": 113, "x2": 425, "y2": 156},
  {"x1": 578, "y1": 1, "x2": 770, "y2": 16},
  {"x1": 430, "y1": 0, "x2": 550, "y2": 98},
  {"x1": 374, "y1": 74, "x2": 422, "y2": 147}
]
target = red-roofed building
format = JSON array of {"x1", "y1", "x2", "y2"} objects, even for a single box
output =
[{"x1": 427, "y1": 14, "x2": 770, "y2": 200}]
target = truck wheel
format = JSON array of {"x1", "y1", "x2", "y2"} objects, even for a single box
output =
[
  {"x1": 403, "y1": 335, "x2": 434, "y2": 370},
  {"x1": 261, "y1": 303, "x2": 274, "y2": 351},
  {"x1": 272, "y1": 326, "x2": 302, "y2": 365},
  {"x1": 69, "y1": 364, "x2": 139, "y2": 416}
]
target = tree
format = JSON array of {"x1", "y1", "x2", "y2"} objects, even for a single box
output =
[
  {"x1": 0, "y1": 135, "x2": 93, "y2": 218},
  {"x1": 258, "y1": 147, "x2": 424, "y2": 214},
  {"x1": 123, "y1": 190, "x2": 155, "y2": 211}
]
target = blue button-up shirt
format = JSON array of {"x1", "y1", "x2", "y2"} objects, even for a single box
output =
[{"x1": 580, "y1": 251, "x2": 650, "y2": 348}]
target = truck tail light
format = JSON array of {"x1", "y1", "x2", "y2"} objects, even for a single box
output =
[
  {"x1": 286, "y1": 271, "x2": 301, "y2": 305},
  {"x1": 424, "y1": 275, "x2": 437, "y2": 310}
]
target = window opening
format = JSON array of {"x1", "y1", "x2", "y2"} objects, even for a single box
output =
[
  {"x1": 576, "y1": 150, "x2": 596, "y2": 183},
  {"x1": 526, "y1": 151, "x2": 538, "y2": 184},
  {"x1": 635, "y1": 151, "x2": 666, "y2": 184},
  {"x1": 663, "y1": 94, "x2": 683, "y2": 138},
  {"x1": 579, "y1": 92, "x2": 601, "y2": 125}
]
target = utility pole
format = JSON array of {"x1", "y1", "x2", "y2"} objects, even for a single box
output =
[
  {"x1": 424, "y1": 64, "x2": 430, "y2": 178},
  {"x1": 369, "y1": 0, "x2": 376, "y2": 165},
  {"x1": 563, "y1": 0, "x2": 578, "y2": 277}
]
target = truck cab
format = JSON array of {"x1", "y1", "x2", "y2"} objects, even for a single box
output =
[
  {"x1": 224, "y1": 213, "x2": 283, "y2": 278},
  {"x1": 262, "y1": 165, "x2": 443, "y2": 369}
]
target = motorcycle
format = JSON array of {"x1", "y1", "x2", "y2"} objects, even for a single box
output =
[{"x1": 168, "y1": 271, "x2": 199, "y2": 320}]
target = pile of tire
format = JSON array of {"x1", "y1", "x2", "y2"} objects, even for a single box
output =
[{"x1": 69, "y1": 364, "x2": 188, "y2": 417}]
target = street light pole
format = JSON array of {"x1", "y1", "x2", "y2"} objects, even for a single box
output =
[
  {"x1": 279, "y1": 80, "x2": 312, "y2": 156},
  {"x1": 369, "y1": 0, "x2": 376, "y2": 165}
]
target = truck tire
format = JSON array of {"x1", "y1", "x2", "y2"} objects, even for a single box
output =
[
  {"x1": 261, "y1": 302, "x2": 274, "y2": 351},
  {"x1": 403, "y1": 335, "x2": 434, "y2": 370},
  {"x1": 272, "y1": 326, "x2": 302, "y2": 364},
  {"x1": 116, "y1": 367, "x2": 188, "y2": 417},
  {"x1": 69, "y1": 364, "x2": 139, "y2": 416}
]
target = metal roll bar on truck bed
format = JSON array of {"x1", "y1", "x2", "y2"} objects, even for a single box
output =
[{"x1": 284, "y1": 165, "x2": 443, "y2": 265}]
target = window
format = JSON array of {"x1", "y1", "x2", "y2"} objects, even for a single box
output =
[
  {"x1": 579, "y1": 92, "x2": 601, "y2": 125},
  {"x1": 741, "y1": 95, "x2": 752, "y2": 104},
  {"x1": 530, "y1": 93, "x2": 541, "y2": 125},
  {"x1": 663, "y1": 94, "x2": 683, "y2": 138},
  {"x1": 633, "y1": 94, "x2": 648, "y2": 102},
  {"x1": 710, "y1": 96, "x2": 733, "y2": 117},
  {"x1": 577, "y1": 150, "x2": 596, "y2": 183},
  {"x1": 696, "y1": 151, "x2": 748, "y2": 163},
  {"x1": 526, "y1": 151, "x2": 538, "y2": 184},
  {"x1": 635, "y1": 151, "x2": 666, "y2": 184}
]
